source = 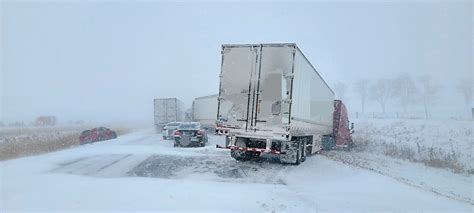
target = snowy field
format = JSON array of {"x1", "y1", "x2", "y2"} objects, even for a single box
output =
[
  {"x1": 1, "y1": 130, "x2": 471, "y2": 212},
  {"x1": 351, "y1": 118, "x2": 473, "y2": 174},
  {"x1": 0, "y1": 125, "x2": 132, "y2": 160}
]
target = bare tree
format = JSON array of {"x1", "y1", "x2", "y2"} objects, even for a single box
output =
[
  {"x1": 334, "y1": 82, "x2": 348, "y2": 101},
  {"x1": 456, "y1": 79, "x2": 473, "y2": 110},
  {"x1": 354, "y1": 79, "x2": 369, "y2": 113},
  {"x1": 418, "y1": 75, "x2": 441, "y2": 119},
  {"x1": 392, "y1": 74, "x2": 417, "y2": 113},
  {"x1": 370, "y1": 79, "x2": 392, "y2": 114}
]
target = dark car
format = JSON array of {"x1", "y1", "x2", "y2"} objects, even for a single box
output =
[
  {"x1": 173, "y1": 122, "x2": 208, "y2": 147},
  {"x1": 79, "y1": 127, "x2": 117, "y2": 145}
]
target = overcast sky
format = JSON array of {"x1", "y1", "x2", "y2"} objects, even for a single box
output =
[{"x1": 1, "y1": 0, "x2": 472, "y2": 123}]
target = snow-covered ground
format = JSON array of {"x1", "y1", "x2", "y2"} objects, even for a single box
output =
[
  {"x1": 0, "y1": 125, "x2": 133, "y2": 161},
  {"x1": 1, "y1": 130, "x2": 471, "y2": 212},
  {"x1": 352, "y1": 118, "x2": 473, "y2": 173},
  {"x1": 323, "y1": 151, "x2": 473, "y2": 204}
]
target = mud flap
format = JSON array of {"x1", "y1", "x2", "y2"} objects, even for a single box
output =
[{"x1": 321, "y1": 135, "x2": 336, "y2": 150}]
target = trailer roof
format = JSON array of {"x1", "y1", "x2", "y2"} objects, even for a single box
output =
[
  {"x1": 154, "y1": 98, "x2": 178, "y2": 100},
  {"x1": 221, "y1": 43, "x2": 334, "y2": 95},
  {"x1": 294, "y1": 46, "x2": 335, "y2": 95},
  {"x1": 222, "y1": 43, "x2": 296, "y2": 48},
  {"x1": 194, "y1": 94, "x2": 218, "y2": 100}
]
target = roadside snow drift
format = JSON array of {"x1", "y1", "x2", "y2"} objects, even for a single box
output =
[{"x1": 1, "y1": 130, "x2": 471, "y2": 212}]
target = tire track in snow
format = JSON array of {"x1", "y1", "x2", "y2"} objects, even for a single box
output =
[
  {"x1": 128, "y1": 154, "x2": 289, "y2": 185},
  {"x1": 322, "y1": 151, "x2": 473, "y2": 205},
  {"x1": 95, "y1": 154, "x2": 132, "y2": 172}
]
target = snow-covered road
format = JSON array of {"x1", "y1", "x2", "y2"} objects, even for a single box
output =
[{"x1": 1, "y1": 130, "x2": 471, "y2": 212}]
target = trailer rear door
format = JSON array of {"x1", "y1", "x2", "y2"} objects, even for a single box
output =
[
  {"x1": 218, "y1": 45, "x2": 259, "y2": 130},
  {"x1": 218, "y1": 44, "x2": 295, "y2": 131},
  {"x1": 253, "y1": 45, "x2": 294, "y2": 128}
]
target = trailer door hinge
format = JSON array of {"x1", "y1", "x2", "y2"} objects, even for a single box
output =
[
  {"x1": 283, "y1": 73, "x2": 294, "y2": 79},
  {"x1": 221, "y1": 48, "x2": 231, "y2": 54}
]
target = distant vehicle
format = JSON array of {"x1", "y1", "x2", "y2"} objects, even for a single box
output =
[
  {"x1": 79, "y1": 127, "x2": 117, "y2": 145},
  {"x1": 173, "y1": 122, "x2": 208, "y2": 147},
  {"x1": 192, "y1": 94, "x2": 218, "y2": 131},
  {"x1": 34, "y1": 116, "x2": 57, "y2": 126},
  {"x1": 162, "y1": 122, "x2": 182, "y2": 140},
  {"x1": 216, "y1": 43, "x2": 353, "y2": 164},
  {"x1": 154, "y1": 98, "x2": 185, "y2": 133}
]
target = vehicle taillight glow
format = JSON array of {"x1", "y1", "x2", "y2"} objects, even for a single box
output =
[{"x1": 196, "y1": 130, "x2": 204, "y2": 136}]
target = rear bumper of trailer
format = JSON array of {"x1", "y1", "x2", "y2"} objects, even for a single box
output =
[{"x1": 215, "y1": 144, "x2": 282, "y2": 154}]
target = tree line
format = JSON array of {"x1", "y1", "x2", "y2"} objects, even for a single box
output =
[{"x1": 333, "y1": 74, "x2": 472, "y2": 119}]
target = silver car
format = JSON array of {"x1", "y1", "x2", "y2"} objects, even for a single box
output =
[{"x1": 161, "y1": 122, "x2": 181, "y2": 140}]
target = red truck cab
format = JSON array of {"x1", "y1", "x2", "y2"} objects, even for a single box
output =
[{"x1": 322, "y1": 100, "x2": 354, "y2": 150}]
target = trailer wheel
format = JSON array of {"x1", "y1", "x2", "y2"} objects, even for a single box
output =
[
  {"x1": 293, "y1": 140, "x2": 302, "y2": 165},
  {"x1": 305, "y1": 136, "x2": 313, "y2": 156},
  {"x1": 343, "y1": 140, "x2": 354, "y2": 151},
  {"x1": 231, "y1": 138, "x2": 248, "y2": 161},
  {"x1": 231, "y1": 150, "x2": 260, "y2": 161},
  {"x1": 301, "y1": 138, "x2": 307, "y2": 162},
  {"x1": 231, "y1": 138, "x2": 262, "y2": 161}
]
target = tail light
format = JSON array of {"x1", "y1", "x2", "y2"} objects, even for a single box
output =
[
  {"x1": 174, "y1": 130, "x2": 182, "y2": 136},
  {"x1": 196, "y1": 130, "x2": 204, "y2": 136}
]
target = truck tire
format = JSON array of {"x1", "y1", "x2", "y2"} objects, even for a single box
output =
[
  {"x1": 305, "y1": 136, "x2": 313, "y2": 156},
  {"x1": 232, "y1": 151, "x2": 260, "y2": 161},
  {"x1": 231, "y1": 138, "x2": 261, "y2": 161},
  {"x1": 293, "y1": 140, "x2": 302, "y2": 165},
  {"x1": 301, "y1": 138, "x2": 307, "y2": 162},
  {"x1": 343, "y1": 140, "x2": 354, "y2": 151},
  {"x1": 231, "y1": 138, "x2": 247, "y2": 161},
  {"x1": 231, "y1": 150, "x2": 247, "y2": 161}
]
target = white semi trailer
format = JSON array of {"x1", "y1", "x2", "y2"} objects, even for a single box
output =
[
  {"x1": 154, "y1": 98, "x2": 185, "y2": 133},
  {"x1": 192, "y1": 94, "x2": 218, "y2": 130},
  {"x1": 216, "y1": 43, "x2": 353, "y2": 164}
]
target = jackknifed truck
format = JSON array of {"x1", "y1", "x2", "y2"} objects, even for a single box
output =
[{"x1": 216, "y1": 43, "x2": 353, "y2": 164}]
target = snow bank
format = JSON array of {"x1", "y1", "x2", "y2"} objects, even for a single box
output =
[
  {"x1": 352, "y1": 118, "x2": 473, "y2": 174},
  {"x1": 1, "y1": 131, "x2": 470, "y2": 212}
]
